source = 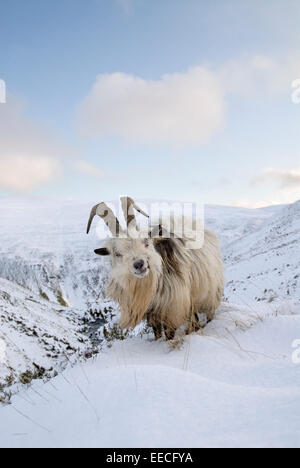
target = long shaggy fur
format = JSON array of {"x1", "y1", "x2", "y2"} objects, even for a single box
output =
[{"x1": 100, "y1": 220, "x2": 225, "y2": 339}]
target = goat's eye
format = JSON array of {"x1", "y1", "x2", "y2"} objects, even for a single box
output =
[
  {"x1": 144, "y1": 239, "x2": 150, "y2": 248},
  {"x1": 115, "y1": 251, "x2": 123, "y2": 258}
]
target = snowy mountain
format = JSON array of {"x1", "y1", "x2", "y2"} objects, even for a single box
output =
[
  {"x1": 0, "y1": 277, "x2": 89, "y2": 387},
  {"x1": 0, "y1": 198, "x2": 115, "y2": 391},
  {"x1": 0, "y1": 197, "x2": 299, "y2": 447},
  {"x1": 205, "y1": 203, "x2": 285, "y2": 247},
  {"x1": 223, "y1": 200, "x2": 300, "y2": 304}
]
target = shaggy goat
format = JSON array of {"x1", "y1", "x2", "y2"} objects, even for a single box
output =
[{"x1": 87, "y1": 197, "x2": 224, "y2": 340}]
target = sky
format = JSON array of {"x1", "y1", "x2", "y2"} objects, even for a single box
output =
[{"x1": 0, "y1": 0, "x2": 300, "y2": 207}]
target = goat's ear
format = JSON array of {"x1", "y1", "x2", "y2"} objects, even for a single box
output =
[
  {"x1": 153, "y1": 238, "x2": 174, "y2": 255},
  {"x1": 94, "y1": 248, "x2": 110, "y2": 256}
]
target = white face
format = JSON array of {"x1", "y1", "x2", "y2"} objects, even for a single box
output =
[{"x1": 96, "y1": 238, "x2": 162, "y2": 280}]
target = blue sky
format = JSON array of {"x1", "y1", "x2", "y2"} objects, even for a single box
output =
[{"x1": 0, "y1": 0, "x2": 300, "y2": 206}]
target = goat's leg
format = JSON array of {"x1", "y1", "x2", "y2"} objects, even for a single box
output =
[
  {"x1": 196, "y1": 307, "x2": 216, "y2": 325},
  {"x1": 192, "y1": 313, "x2": 203, "y2": 332},
  {"x1": 164, "y1": 325, "x2": 176, "y2": 341},
  {"x1": 185, "y1": 313, "x2": 203, "y2": 335},
  {"x1": 147, "y1": 311, "x2": 162, "y2": 340},
  {"x1": 152, "y1": 322, "x2": 162, "y2": 340}
]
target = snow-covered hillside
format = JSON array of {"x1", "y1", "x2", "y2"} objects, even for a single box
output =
[
  {"x1": 223, "y1": 200, "x2": 300, "y2": 304},
  {"x1": 0, "y1": 277, "x2": 89, "y2": 386},
  {"x1": 0, "y1": 197, "x2": 299, "y2": 389},
  {"x1": 205, "y1": 203, "x2": 285, "y2": 247},
  {"x1": 0, "y1": 198, "x2": 114, "y2": 390},
  {"x1": 0, "y1": 197, "x2": 299, "y2": 447},
  {"x1": 0, "y1": 302, "x2": 299, "y2": 448}
]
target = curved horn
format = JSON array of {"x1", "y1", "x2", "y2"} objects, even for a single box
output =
[
  {"x1": 120, "y1": 196, "x2": 149, "y2": 231},
  {"x1": 87, "y1": 202, "x2": 122, "y2": 236}
]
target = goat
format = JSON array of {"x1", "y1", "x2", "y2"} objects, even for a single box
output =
[{"x1": 87, "y1": 197, "x2": 225, "y2": 340}]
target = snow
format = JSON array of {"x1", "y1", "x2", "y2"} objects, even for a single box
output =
[
  {"x1": 0, "y1": 302, "x2": 299, "y2": 448},
  {"x1": 0, "y1": 198, "x2": 112, "y2": 388},
  {"x1": 0, "y1": 197, "x2": 299, "y2": 447},
  {"x1": 224, "y1": 200, "x2": 300, "y2": 304},
  {"x1": 0, "y1": 277, "x2": 89, "y2": 386}
]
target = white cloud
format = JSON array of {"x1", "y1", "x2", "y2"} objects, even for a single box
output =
[
  {"x1": 76, "y1": 67, "x2": 224, "y2": 145},
  {"x1": 75, "y1": 160, "x2": 104, "y2": 178},
  {"x1": 0, "y1": 156, "x2": 60, "y2": 192},
  {"x1": 254, "y1": 167, "x2": 300, "y2": 189},
  {"x1": 250, "y1": 167, "x2": 300, "y2": 206},
  {"x1": 220, "y1": 54, "x2": 300, "y2": 98},
  {"x1": 76, "y1": 54, "x2": 300, "y2": 146},
  {"x1": 0, "y1": 96, "x2": 65, "y2": 192}
]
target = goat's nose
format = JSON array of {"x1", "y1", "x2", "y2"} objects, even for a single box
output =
[{"x1": 134, "y1": 260, "x2": 145, "y2": 271}]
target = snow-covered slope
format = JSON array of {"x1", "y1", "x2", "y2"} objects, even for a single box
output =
[
  {"x1": 205, "y1": 203, "x2": 285, "y2": 247},
  {"x1": 0, "y1": 277, "x2": 89, "y2": 387},
  {"x1": 223, "y1": 200, "x2": 300, "y2": 304},
  {"x1": 0, "y1": 197, "x2": 110, "y2": 309},
  {"x1": 0, "y1": 198, "x2": 115, "y2": 390},
  {"x1": 0, "y1": 302, "x2": 299, "y2": 448},
  {"x1": 0, "y1": 196, "x2": 299, "y2": 446}
]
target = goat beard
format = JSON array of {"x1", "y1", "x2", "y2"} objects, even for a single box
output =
[{"x1": 107, "y1": 270, "x2": 158, "y2": 329}]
